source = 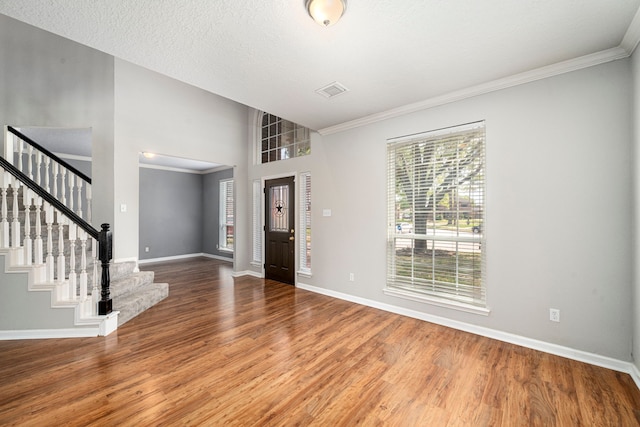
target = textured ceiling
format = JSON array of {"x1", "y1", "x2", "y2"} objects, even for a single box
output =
[{"x1": 1, "y1": 0, "x2": 639, "y2": 132}]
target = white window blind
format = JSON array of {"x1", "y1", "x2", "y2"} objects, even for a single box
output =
[
  {"x1": 252, "y1": 180, "x2": 262, "y2": 264},
  {"x1": 299, "y1": 172, "x2": 312, "y2": 274},
  {"x1": 386, "y1": 121, "x2": 486, "y2": 307},
  {"x1": 219, "y1": 179, "x2": 234, "y2": 251}
]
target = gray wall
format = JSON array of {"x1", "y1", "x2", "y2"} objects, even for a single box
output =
[
  {"x1": 139, "y1": 166, "x2": 234, "y2": 260},
  {"x1": 249, "y1": 58, "x2": 634, "y2": 362},
  {"x1": 63, "y1": 158, "x2": 92, "y2": 179},
  {"x1": 139, "y1": 167, "x2": 204, "y2": 260},
  {"x1": 0, "y1": 14, "x2": 115, "y2": 231},
  {"x1": 203, "y1": 168, "x2": 234, "y2": 258},
  {"x1": 0, "y1": 256, "x2": 91, "y2": 330},
  {"x1": 0, "y1": 15, "x2": 249, "y2": 264},
  {"x1": 633, "y1": 49, "x2": 640, "y2": 371},
  {"x1": 114, "y1": 59, "x2": 249, "y2": 263}
]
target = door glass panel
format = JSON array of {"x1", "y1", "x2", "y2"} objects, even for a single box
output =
[{"x1": 270, "y1": 184, "x2": 289, "y2": 232}]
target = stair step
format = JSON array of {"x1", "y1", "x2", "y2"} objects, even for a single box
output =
[
  {"x1": 115, "y1": 282, "x2": 169, "y2": 326},
  {"x1": 3, "y1": 187, "x2": 170, "y2": 332},
  {"x1": 108, "y1": 261, "x2": 137, "y2": 282},
  {"x1": 107, "y1": 271, "x2": 155, "y2": 299}
]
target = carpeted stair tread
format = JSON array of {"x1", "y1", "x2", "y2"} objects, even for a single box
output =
[
  {"x1": 94, "y1": 271, "x2": 155, "y2": 299},
  {"x1": 115, "y1": 282, "x2": 169, "y2": 326}
]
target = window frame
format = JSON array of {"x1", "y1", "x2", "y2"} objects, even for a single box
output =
[
  {"x1": 298, "y1": 172, "x2": 312, "y2": 276},
  {"x1": 385, "y1": 121, "x2": 488, "y2": 314},
  {"x1": 219, "y1": 178, "x2": 234, "y2": 252},
  {"x1": 251, "y1": 179, "x2": 262, "y2": 265},
  {"x1": 258, "y1": 112, "x2": 310, "y2": 164}
]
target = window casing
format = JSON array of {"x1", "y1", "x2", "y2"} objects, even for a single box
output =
[
  {"x1": 252, "y1": 180, "x2": 262, "y2": 264},
  {"x1": 260, "y1": 112, "x2": 310, "y2": 163},
  {"x1": 219, "y1": 179, "x2": 234, "y2": 252},
  {"x1": 299, "y1": 172, "x2": 312, "y2": 275},
  {"x1": 386, "y1": 122, "x2": 486, "y2": 308}
]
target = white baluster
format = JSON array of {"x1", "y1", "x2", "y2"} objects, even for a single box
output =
[
  {"x1": 36, "y1": 151, "x2": 43, "y2": 187},
  {"x1": 56, "y1": 214, "x2": 65, "y2": 284},
  {"x1": 78, "y1": 228, "x2": 88, "y2": 304},
  {"x1": 68, "y1": 174, "x2": 75, "y2": 214},
  {"x1": 77, "y1": 178, "x2": 83, "y2": 218},
  {"x1": 11, "y1": 178, "x2": 20, "y2": 250},
  {"x1": 91, "y1": 237, "x2": 99, "y2": 315},
  {"x1": 0, "y1": 172, "x2": 8, "y2": 248},
  {"x1": 60, "y1": 167, "x2": 67, "y2": 206},
  {"x1": 33, "y1": 197, "x2": 43, "y2": 265},
  {"x1": 22, "y1": 188, "x2": 32, "y2": 266},
  {"x1": 69, "y1": 223, "x2": 77, "y2": 301},
  {"x1": 4, "y1": 129, "x2": 15, "y2": 166},
  {"x1": 52, "y1": 162, "x2": 59, "y2": 200},
  {"x1": 45, "y1": 203, "x2": 54, "y2": 282},
  {"x1": 86, "y1": 184, "x2": 92, "y2": 223},
  {"x1": 44, "y1": 157, "x2": 50, "y2": 193},
  {"x1": 17, "y1": 139, "x2": 24, "y2": 173},
  {"x1": 34, "y1": 151, "x2": 41, "y2": 187},
  {"x1": 26, "y1": 145, "x2": 33, "y2": 180}
]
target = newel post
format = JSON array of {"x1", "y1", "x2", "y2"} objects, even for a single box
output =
[{"x1": 98, "y1": 223, "x2": 113, "y2": 315}]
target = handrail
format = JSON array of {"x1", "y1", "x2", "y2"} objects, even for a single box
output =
[
  {"x1": 0, "y1": 154, "x2": 98, "y2": 240},
  {"x1": 7, "y1": 126, "x2": 92, "y2": 184}
]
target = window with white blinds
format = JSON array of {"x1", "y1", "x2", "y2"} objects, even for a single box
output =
[
  {"x1": 299, "y1": 172, "x2": 312, "y2": 275},
  {"x1": 386, "y1": 121, "x2": 486, "y2": 308},
  {"x1": 252, "y1": 180, "x2": 262, "y2": 264},
  {"x1": 219, "y1": 179, "x2": 234, "y2": 252}
]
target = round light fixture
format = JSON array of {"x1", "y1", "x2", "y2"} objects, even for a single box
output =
[{"x1": 306, "y1": 0, "x2": 347, "y2": 27}]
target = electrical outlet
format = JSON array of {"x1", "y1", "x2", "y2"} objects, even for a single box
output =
[
  {"x1": 145, "y1": 247, "x2": 150, "y2": 253},
  {"x1": 549, "y1": 308, "x2": 560, "y2": 322},
  {"x1": 349, "y1": 273, "x2": 355, "y2": 282}
]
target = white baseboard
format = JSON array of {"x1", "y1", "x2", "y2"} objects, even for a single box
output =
[
  {"x1": 232, "y1": 270, "x2": 263, "y2": 278},
  {"x1": 113, "y1": 256, "x2": 139, "y2": 264},
  {"x1": 296, "y1": 282, "x2": 639, "y2": 383},
  {"x1": 201, "y1": 253, "x2": 234, "y2": 262},
  {"x1": 630, "y1": 363, "x2": 640, "y2": 391},
  {"x1": 0, "y1": 328, "x2": 100, "y2": 340},
  {"x1": 139, "y1": 253, "x2": 233, "y2": 265},
  {"x1": 98, "y1": 312, "x2": 119, "y2": 336}
]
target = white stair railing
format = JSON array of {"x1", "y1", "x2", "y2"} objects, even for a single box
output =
[
  {"x1": 0, "y1": 166, "x2": 112, "y2": 319},
  {"x1": 5, "y1": 126, "x2": 92, "y2": 224}
]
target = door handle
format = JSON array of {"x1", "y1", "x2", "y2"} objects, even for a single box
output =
[{"x1": 289, "y1": 236, "x2": 294, "y2": 241}]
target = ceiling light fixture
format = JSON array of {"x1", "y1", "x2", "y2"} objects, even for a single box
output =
[{"x1": 306, "y1": 0, "x2": 347, "y2": 27}]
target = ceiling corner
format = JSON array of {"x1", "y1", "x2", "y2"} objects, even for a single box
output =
[{"x1": 621, "y1": 6, "x2": 640, "y2": 55}]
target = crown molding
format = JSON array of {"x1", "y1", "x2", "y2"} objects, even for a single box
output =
[
  {"x1": 318, "y1": 47, "x2": 630, "y2": 136},
  {"x1": 621, "y1": 6, "x2": 640, "y2": 55},
  {"x1": 138, "y1": 162, "x2": 232, "y2": 175},
  {"x1": 139, "y1": 163, "x2": 203, "y2": 174}
]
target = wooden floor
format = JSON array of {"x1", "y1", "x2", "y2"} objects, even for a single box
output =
[{"x1": 1, "y1": 258, "x2": 640, "y2": 426}]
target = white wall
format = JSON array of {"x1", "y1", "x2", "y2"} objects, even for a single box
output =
[
  {"x1": 114, "y1": 59, "x2": 249, "y2": 265},
  {"x1": 248, "y1": 59, "x2": 634, "y2": 361}
]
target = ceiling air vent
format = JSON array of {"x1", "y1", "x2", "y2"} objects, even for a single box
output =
[{"x1": 315, "y1": 81, "x2": 349, "y2": 99}]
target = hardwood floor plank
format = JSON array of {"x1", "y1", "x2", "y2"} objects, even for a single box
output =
[{"x1": 1, "y1": 257, "x2": 639, "y2": 426}]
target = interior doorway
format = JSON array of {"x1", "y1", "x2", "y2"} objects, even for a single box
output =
[{"x1": 264, "y1": 176, "x2": 295, "y2": 285}]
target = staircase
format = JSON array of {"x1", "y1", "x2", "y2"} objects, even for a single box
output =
[
  {"x1": 0, "y1": 126, "x2": 168, "y2": 338},
  {"x1": 108, "y1": 261, "x2": 168, "y2": 326}
]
